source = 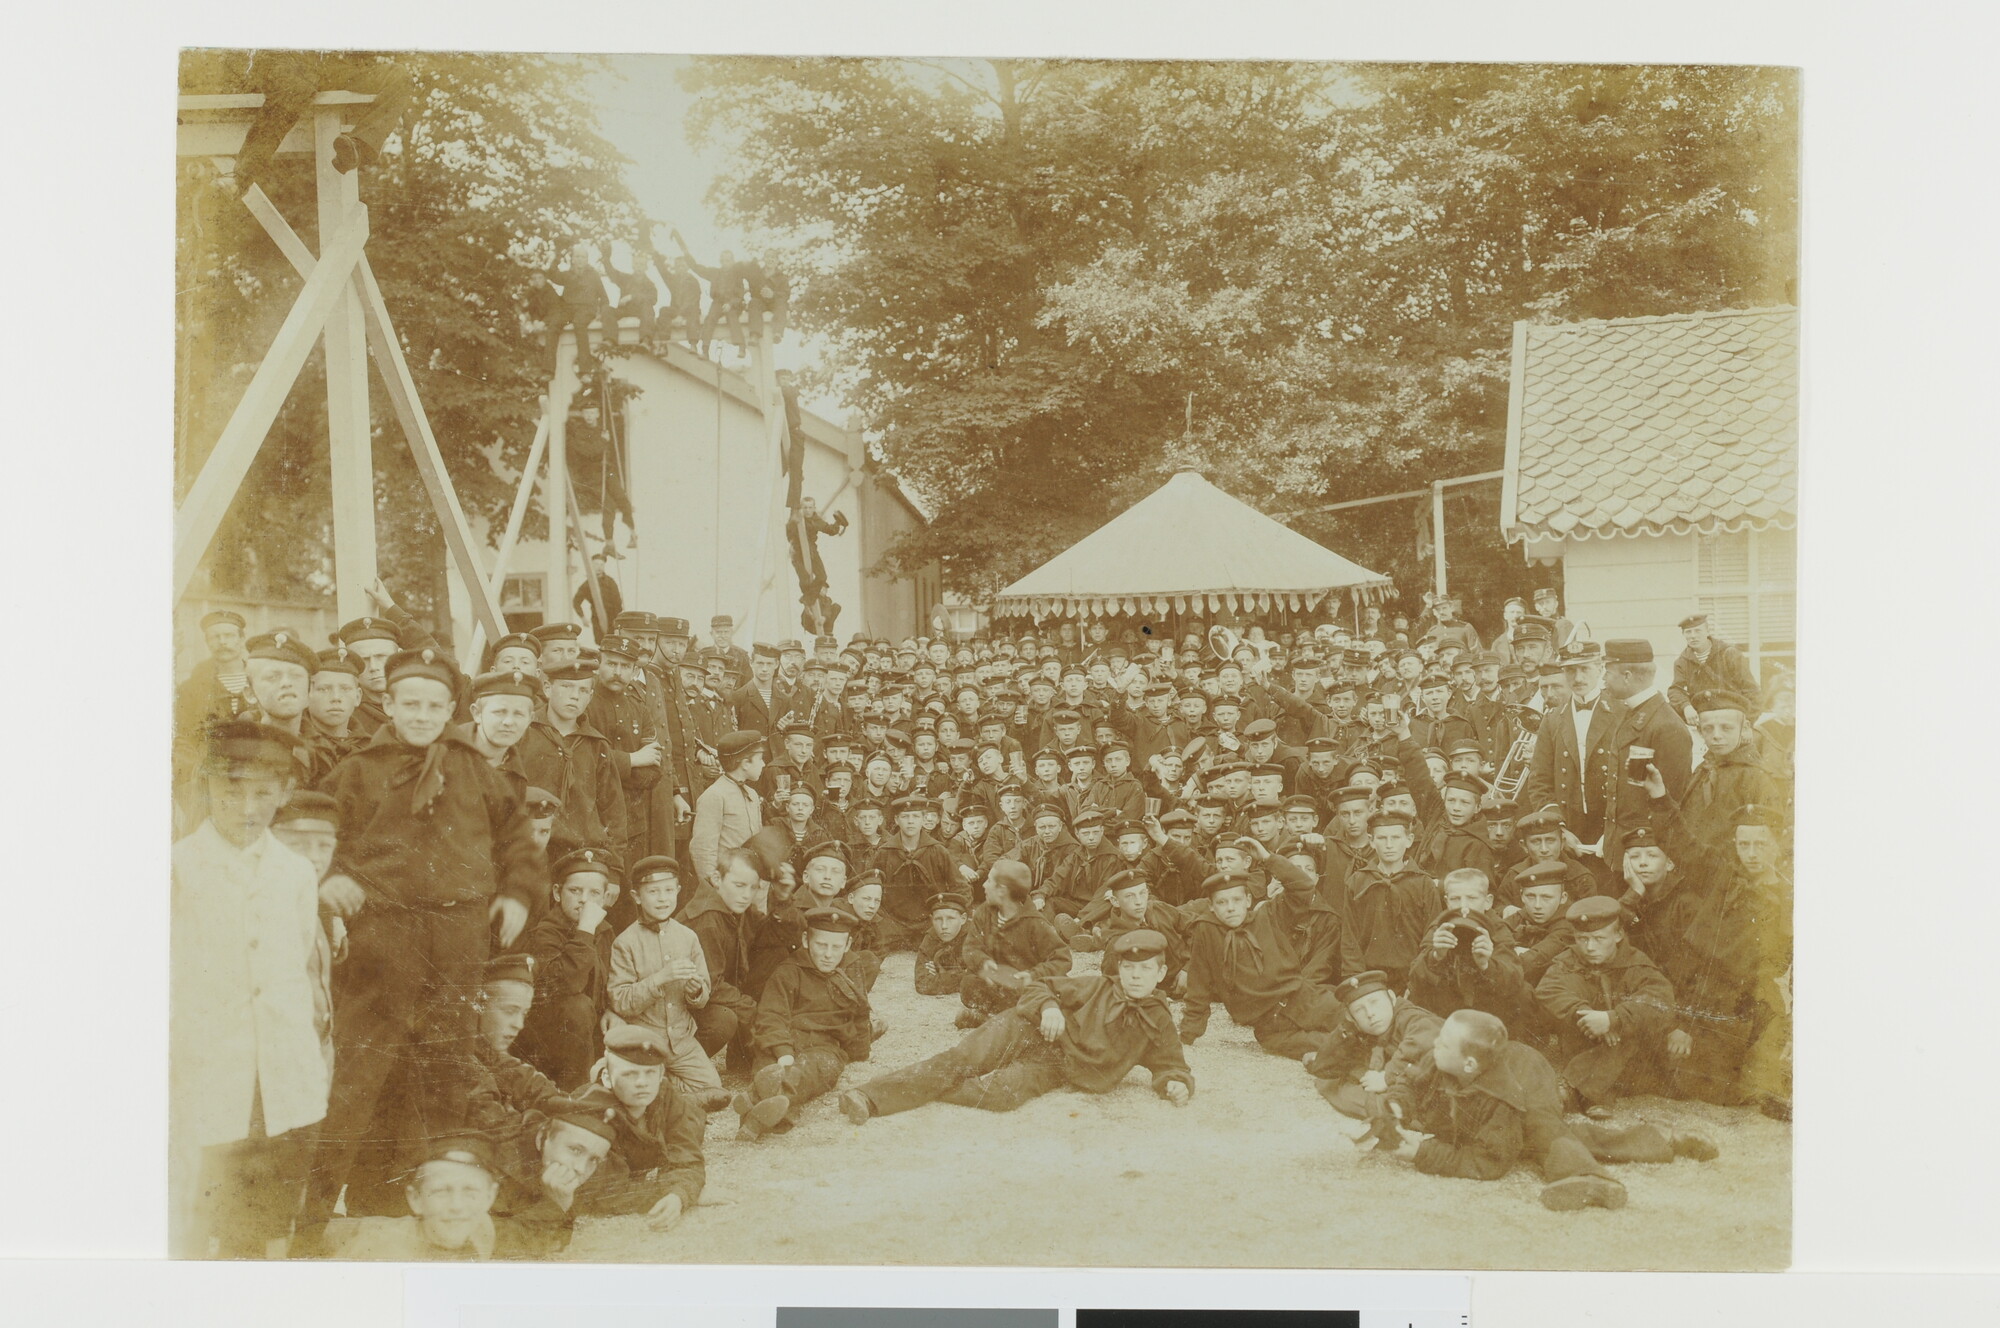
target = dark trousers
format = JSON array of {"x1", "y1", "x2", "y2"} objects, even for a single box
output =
[
  {"x1": 513, "y1": 991, "x2": 600, "y2": 1092},
  {"x1": 859, "y1": 1011, "x2": 1066, "y2": 1116},
  {"x1": 959, "y1": 971, "x2": 1026, "y2": 1020},
  {"x1": 1540, "y1": 1119, "x2": 1675, "y2": 1183},
  {"x1": 753, "y1": 1044, "x2": 848, "y2": 1122},
  {"x1": 236, "y1": 57, "x2": 413, "y2": 189},
  {"x1": 1251, "y1": 987, "x2": 1345, "y2": 1059},
  {"x1": 302, "y1": 902, "x2": 487, "y2": 1230},
  {"x1": 1557, "y1": 1030, "x2": 1665, "y2": 1108},
  {"x1": 694, "y1": 995, "x2": 755, "y2": 1073},
  {"x1": 1667, "y1": 1012, "x2": 1762, "y2": 1106},
  {"x1": 194, "y1": 1091, "x2": 313, "y2": 1257}
]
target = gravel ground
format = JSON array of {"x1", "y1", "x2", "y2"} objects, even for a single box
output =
[{"x1": 564, "y1": 951, "x2": 1789, "y2": 1269}]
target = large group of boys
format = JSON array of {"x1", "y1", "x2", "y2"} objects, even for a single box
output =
[{"x1": 171, "y1": 579, "x2": 1794, "y2": 1260}]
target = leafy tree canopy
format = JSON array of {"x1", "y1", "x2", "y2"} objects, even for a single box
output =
[
  {"x1": 176, "y1": 51, "x2": 640, "y2": 628},
  {"x1": 687, "y1": 59, "x2": 1796, "y2": 625}
]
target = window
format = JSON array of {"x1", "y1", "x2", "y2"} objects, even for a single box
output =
[
  {"x1": 1695, "y1": 528, "x2": 1796, "y2": 681},
  {"x1": 502, "y1": 574, "x2": 546, "y2": 632}
]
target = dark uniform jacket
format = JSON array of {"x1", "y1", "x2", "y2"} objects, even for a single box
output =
[
  {"x1": 515, "y1": 719, "x2": 627, "y2": 854},
  {"x1": 1305, "y1": 996, "x2": 1441, "y2": 1094},
  {"x1": 1394, "y1": 1039, "x2": 1571, "y2": 1182},
  {"x1": 1406, "y1": 907, "x2": 1533, "y2": 1022},
  {"x1": 585, "y1": 1085, "x2": 707, "y2": 1218},
  {"x1": 1416, "y1": 820, "x2": 1498, "y2": 881},
  {"x1": 1599, "y1": 690, "x2": 1695, "y2": 861},
  {"x1": 303, "y1": 713, "x2": 368, "y2": 788},
  {"x1": 1677, "y1": 738, "x2": 1789, "y2": 858},
  {"x1": 1535, "y1": 944, "x2": 1676, "y2": 1045},
  {"x1": 520, "y1": 912, "x2": 617, "y2": 1038},
  {"x1": 961, "y1": 902, "x2": 1070, "y2": 985},
  {"x1": 729, "y1": 679, "x2": 800, "y2": 739},
  {"x1": 871, "y1": 837, "x2": 960, "y2": 939},
  {"x1": 587, "y1": 685, "x2": 664, "y2": 857},
  {"x1": 751, "y1": 954, "x2": 874, "y2": 1065},
  {"x1": 1016, "y1": 973, "x2": 1194, "y2": 1098},
  {"x1": 914, "y1": 925, "x2": 969, "y2": 995},
  {"x1": 1510, "y1": 914, "x2": 1578, "y2": 987},
  {"x1": 1337, "y1": 861, "x2": 1442, "y2": 982},
  {"x1": 323, "y1": 727, "x2": 544, "y2": 910},
  {"x1": 677, "y1": 884, "x2": 755, "y2": 1008},
  {"x1": 1669, "y1": 640, "x2": 1759, "y2": 715},
  {"x1": 1111, "y1": 707, "x2": 1194, "y2": 767},
  {"x1": 1180, "y1": 884, "x2": 1340, "y2": 1042}
]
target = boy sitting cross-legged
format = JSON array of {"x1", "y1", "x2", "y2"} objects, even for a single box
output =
[{"x1": 838, "y1": 929, "x2": 1194, "y2": 1122}]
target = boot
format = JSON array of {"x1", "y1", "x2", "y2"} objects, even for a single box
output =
[
  {"x1": 751, "y1": 1063, "x2": 789, "y2": 1104},
  {"x1": 838, "y1": 1090, "x2": 872, "y2": 1126},
  {"x1": 954, "y1": 1008, "x2": 985, "y2": 1030},
  {"x1": 735, "y1": 1094, "x2": 790, "y2": 1142},
  {"x1": 1540, "y1": 1175, "x2": 1628, "y2": 1211},
  {"x1": 695, "y1": 1088, "x2": 736, "y2": 1113},
  {"x1": 1671, "y1": 1130, "x2": 1721, "y2": 1161}
]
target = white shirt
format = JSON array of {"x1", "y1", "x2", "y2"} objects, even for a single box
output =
[{"x1": 172, "y1": 822, "x2": 330, "y2": 1147}]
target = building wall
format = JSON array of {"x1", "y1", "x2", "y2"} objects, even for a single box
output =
[
  {"x1": 471, "y1": 350, "x2": 932, "y2": 646},
  {"x1": 1556, "y1": 532, "x2": 1696, "y2": 665},
  {"x1": 176, "y1": 595, "x2": 338, "y2": 683}
]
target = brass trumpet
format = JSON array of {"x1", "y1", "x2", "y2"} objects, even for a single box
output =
[{"x1": 1490, "y1": 709, "x2": 1538, "y2": 801}]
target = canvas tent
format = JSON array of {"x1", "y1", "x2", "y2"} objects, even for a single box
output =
[{"x1": 990, "y1": 468, "x2": 1394, "y2": 619}]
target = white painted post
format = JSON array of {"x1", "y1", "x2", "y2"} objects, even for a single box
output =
[
  {"x1": 316, "y1": 110, "x2": 376, "y2": 623},
  {"x1": 544, "y1": 334, "x2": 576, "y2": 624}
]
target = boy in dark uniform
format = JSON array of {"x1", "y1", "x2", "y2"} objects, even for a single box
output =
[
  {"x1": 300, "y1": 647, "x2": 544, "y2": 1246},
  {"x1": 915, "y1": 892, "x2": 973, "y2": 995},
  {"x1": 738, "y1": 906, "x2": 876, "y2": 1141},
  {"x1": 957, "y1": 861, "x2": 1073, "y2": 1027},
  {"x1": 1505, "y1": 859, "x2": 1579, "y2": 989},
  {"x1": 1338, "y1": 809, "x2": 1443, "y2": 991},
  {"x1": 1180, "y1": 866, "x2": 1344, "y2": 1059},
  {"x1": 839, "y1": 929, "x2": 1193, "y2": 1121},
  {"x1": 1497, "y1": 805, "x2": 1599, "y2": 906},
  {"x1": 1093, "y1": 869, "x2": 1191, "y2": 992},
  {"x1": 1533, "y1": 896, "x2": 1676, "y2": 1115},
  {"x1": 676, "y1": 848, "x2": 763, "y2": 1073},
  {"x1": 1304, "y1": 970, "x2": 1441, "y2": 1121},
  {"x1": 577, "y1": 1026, "x2": 706, "y2": 1233},
  {"x1": 1406, "y1": 868, "x2": 1533, "y2": 1024},
  {"x1": 514, "y1": 848, "x2": 622, "y2": 1090},
  {"x1": 1416, "y1": 774, "x2": 1498, "y2": 879},
  {"x1": 1380, "y1": 1009, "x2": 1717, "y2": 1211}
]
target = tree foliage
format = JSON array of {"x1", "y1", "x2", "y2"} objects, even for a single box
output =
[
  {"x1": 176, "y1": 51, "x2": 640, "y2": 629},
  {"x1": 687, "y1": 59, "x2": 1796, "y2": 624}
]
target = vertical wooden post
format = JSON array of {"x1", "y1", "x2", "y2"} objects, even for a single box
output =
[
  {"x1": 544, "y1": 335, "x2": 576, "y2": 624},
  {"x1": 316, "y1": 110, "x2": 376, "y2": 622},
  {"x1": 1431, "y1": 479, "x2": 1447, "y2": 595}
]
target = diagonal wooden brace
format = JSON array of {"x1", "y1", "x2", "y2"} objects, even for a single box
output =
[
  {"x1": 173, "y1": 201, "x2": 370, "y2": 602},
  {"x1": 353, "y1": 257, "x2": 507, "y2": 641},
  {"x1": 234, "y1": 187, "x2": 507, "y2": 641}
]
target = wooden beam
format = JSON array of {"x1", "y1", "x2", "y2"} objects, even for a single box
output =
[
  {"x1": 173, "y1": 202, "x2": 370, "y2": 602},
  {"x1": 1272, "y1": 470, "x2": 1505, "y2": 521},
  {"x1": 317, "y1": 111, "x2": 376, "y2": 623},
  {"x1": 1432, "y1": 479, "x2": 1448, "y2": 595},
  {"x1": 543, "y1": 336, "x2": 578, "y2": 625},
  {"x1": 241, "y1": 185, "x2": 315, "y2": 275},
  {"x1": 465, "y1": 407, "x2": 551, "y2": 663},
  {"x1": 353, "y1": 256, "x2": 507, "y2": 643},
  {"x1": 176, "y1": 92, "x2": 375, "y2": 158}
]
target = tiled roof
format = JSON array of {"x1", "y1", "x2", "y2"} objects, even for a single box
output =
[{"x1": 1500, "y1": 307, "x2": 1798, "y2": 543}]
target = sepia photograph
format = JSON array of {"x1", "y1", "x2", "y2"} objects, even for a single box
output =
[{"x1": 170, "y1": 53, "x2": 1797, "y2": 1269}]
